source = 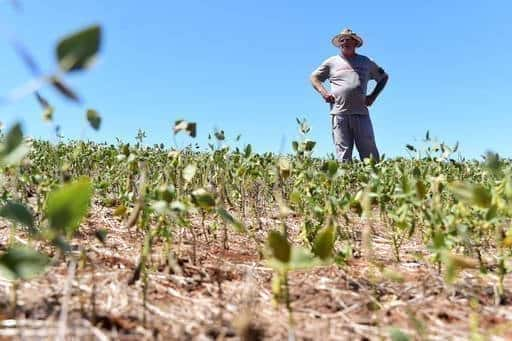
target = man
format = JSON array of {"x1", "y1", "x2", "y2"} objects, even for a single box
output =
[{"x1": 310, "y1": 28, "x2": 388, "y2": 162}]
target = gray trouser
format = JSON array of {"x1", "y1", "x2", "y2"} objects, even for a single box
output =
[{"x1": 331, "y1": 114, "x2": 380, "y2": 162}]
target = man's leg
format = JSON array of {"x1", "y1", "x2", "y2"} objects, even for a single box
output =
[
  {"x1": 331, "y1": 115, "x2": 354, "y2": 162},
  {"x1": 353, "y1": 115, "x2": 380, "y2": 162}
]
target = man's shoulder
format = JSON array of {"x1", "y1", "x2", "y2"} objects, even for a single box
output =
[
  {"x1": 357, "y1": 54, "x2": 382, "y2": 66},
  {"x1": 356, "y1": 54, "x2": 372, "y2": 62}
]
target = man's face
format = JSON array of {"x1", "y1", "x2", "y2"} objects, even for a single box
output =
[{"x1": 340, "y1": 37, "x2": 357, "y2": 55}]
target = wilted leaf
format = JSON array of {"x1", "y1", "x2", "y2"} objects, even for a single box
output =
[
  {"x1": 312, "y1": 224, "x2": 335, "y2": 260},
  {"x1": 113, "y1": 204, "x2": 127, "y2": 216},
  {"x1": 35, "y1": 92, "x2": 54, "y2": 121},
  {"x1": 170, "y1": 200, "x2": 186, "y2": 212},
  {"x1": 382, "y1": 267, "x2": 405, "y2": 283},
  {"x1": 191, "y1": 188, "x2": 215, "y2": 209},
  {"x1": 0, "y1": 246, "x2": 49, "y2": 281},
  {"x1": 416, "y1": 180, "x2": 427, "y2": 199},
  {"x1": 125, "y1": 201, "x2": 142, "y2": 228},
  {"x1": 56, "y1": 25, "x2": 101, "y2": 72},
  {"x1": 182, "y1": 164, "x2": 197, "y2": 183},
  {"x1": 86, "y1": 109, "x2": 101, "y2": 130},
  {"x1": 217, "y1": 207, "x2": 245, "y2": 233},
  {"x1": 444, "y1": 252, "x2": 479, "y2": 283},
  {"x1": 42, "y1": 106, "x2": 54, "y2": 122},
  {"x1": 278, "y1": 158, "x2": 291, "y2": 180},
  {"x1": 278, "y1": 200, "x2": 294, "y2": 218},
  {"x1": 173, "y1": 120, "x2": 197, "y2": 138},
  {"x1": 45, "y1": 177, "x2": 93, "y2": 237},
  {"x1": 267, "y1": 231, "x2": 290, "y2": 263},
  {"x1": 151, "y1": 200, "x2": 168, "y2": 214}
]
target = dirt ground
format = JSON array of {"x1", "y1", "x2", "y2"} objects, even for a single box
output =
[{"x1": 0, "y1": 203, "x2": 511, "y2": 340}]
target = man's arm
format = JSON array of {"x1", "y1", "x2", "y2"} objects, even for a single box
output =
[
  {"x1": 310, "y1": 74, "x2": 335, "y2": 104},
  {"x1": 365, "y1": 73, "x2": 388, "y2": 107}
]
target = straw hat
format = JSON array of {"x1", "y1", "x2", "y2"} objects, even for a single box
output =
[{"x1": 331, "y1": 28, "x2": 363, "y2": 48}]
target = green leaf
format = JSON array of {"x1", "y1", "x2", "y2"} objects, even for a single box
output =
[
  {"x1": 0, "y1": 246, "x2": 49, "y2": 281},
  {"x1": 0, "y1": 123, "x2": 29, "y2": 165},
  {"x1": 86, "y1": 109, "x2": 101, "y2": 130},
  {"x1": 56, "y1": 25, "x2": 101, "y2": 72},
  {"x1": 51, "y1": 77, "x2": 81, "y2": 102},
  {"x1": 485, "y1": 204, "x2": 498, "y2": 221},
  {"x1": 288, "y1": 247, "x2": 319, "y2": 270},
  {"x1": 312, "y1": 224, "x2": 336, "y2": 260},
  {"x1": 289, "y1": 191, "x2": 301, "y2": 205},
  {"x1": 304, "y1": 139, "x2": 316, "y2": 152},
  {"x1": 173, "y1": 120, "x2": 197, "y2": 138},
  {"x1": 322, "y1": 160, "x2": 338, "y2": 178},
  {"x1": 267, "y1": 231, "x2": 290, "y2": 263},
  {"x1": 45, "y1": 177, "x2": 93, "y2": 237},
  {"x1": 214, "y1": 130, "x2": 225, "y2": 141},
  {"x1": 472, "y1": 186, "x2": 492, "y2": 208},
  {"x1": 244, "y1": 144, "x2": 252, "y2": 158},
  {"x1": 389, "y1": 328, "x2": 410, "y2": 341},
  {"x1": 191, "y1": 188, "x2": 215, "y2": 209},
  {"x1": 182, "y1": 164, "x2": 197, "y2": 183},
  {"x1": 3, "y1": 123, "x2": 23, "y2": 153},
  {"x1": 484, "y1": 151, "x2": 501, "y2": 172},
  {"x1": 449, "y1": 182, "x2": 492, "y2": 208},
  {"x1": 405, "y1": 144, "x2": 416, "y2": 152},
  {"x1": 0, "y1": 202, "x2": 34, "y2": 229},
  {"x1": 217, "y1": 208, "x2": 245, "y2": 233}
]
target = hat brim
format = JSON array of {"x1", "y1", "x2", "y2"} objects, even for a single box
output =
[{"x1": 331, "y1": 34, "x2": 363, "y2": 48}]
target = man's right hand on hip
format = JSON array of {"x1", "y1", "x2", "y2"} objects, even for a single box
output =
[{"x1": 322, "y1": 93, "x2": 335, "y2": 104}]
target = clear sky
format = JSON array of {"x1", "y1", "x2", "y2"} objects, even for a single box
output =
[{"x1": 1, "y1": 0, "x2": 511, "y2": 159}]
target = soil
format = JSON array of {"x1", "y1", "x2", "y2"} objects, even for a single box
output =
[{"x1": 0, "y1": 203, "x2": 511, "y2": 340}]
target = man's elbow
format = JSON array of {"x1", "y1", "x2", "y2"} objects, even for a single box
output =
[
  {"x1": 310, "y1": 74, "x2": 320, "y2": 86},
  {"x1": 379, "y1": 73, "x2": 389, "y2": 85}
]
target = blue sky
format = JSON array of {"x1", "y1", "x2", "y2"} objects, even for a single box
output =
[{"x1": 1, "y1": 0, "x2": 511, "y2": 159}]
